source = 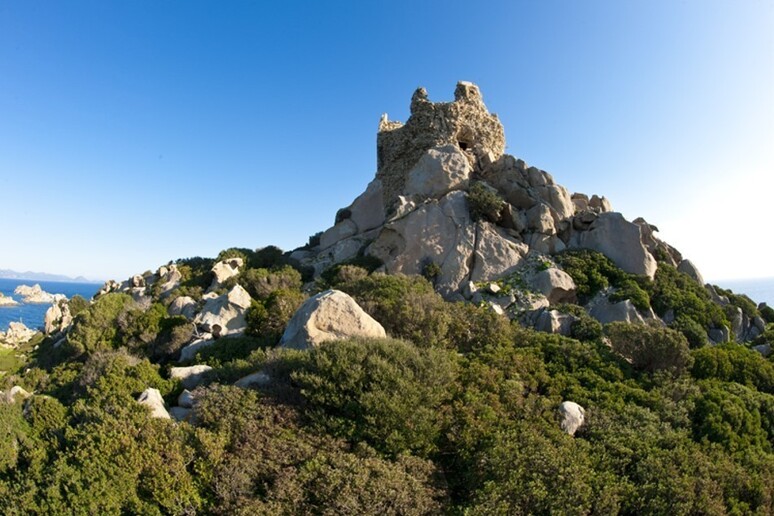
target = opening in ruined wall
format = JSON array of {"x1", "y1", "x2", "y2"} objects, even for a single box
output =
[{"x1": 456, "y1": 126, "x2": 475, "y2": 151}]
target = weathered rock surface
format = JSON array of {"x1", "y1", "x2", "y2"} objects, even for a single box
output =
[
  {"x1": 177, "y1": 389, "x2": 195, "y2": 409},
  {"x1": 0, "y1": 322, "x2": 37, "y2": 346},
  {"x1": 279, "y1": 290, "x2": 386, "y2": 350},
  {"x1": 470, "y1": 223, "x2": 528, "y2": 282},
  {"x1": 194, "y1": 285, "x2": 252, "y2": 336},
  {"x1": 14, "y1": 284, "x2": 65, "y2": 304},
  {"x1": 210, "y1": 258, "x2": 243, "y2": 291},
  {"x1": 169, "y1": 406, "x2": 192, "y2": 422},
  {"x1": 569, "y1": 212, "x2": 657, "y2": 279},
  {"x1": 44, "y1": 299, "x2": 73, "y2": 335},
  {"x1": 558, "y1": 401, "x2": 585, "y2": 436},
  {"x1": 534, "y1": 309, "x2": 577, "y2": 336},
  {"x1": 137, "y1": 388, "x2": 170, "y2": 419},
  {"x1": 155, "y1": 264, "x2": 183, "y2": 297},
  {"x1": 168, "y1": 296, "x2": 197, "y2": 320},
  {"x1": 170, "y1": 365, "x2": 214, "y2": 390},
  {"x1": 0, "y1": 293, "x2": 19, "y2": 306},
  {"x1": 587, "y1": 292, "x2": 652, "y2": 325},
  {"x1": 404, "y1": 145, "x2": 471, "y2": 199},
  {"x1": 530, "y1": 268, "x2": 576, "y2": 304},
  {"x1": 235, "y1": 371, "x2": 272, "y2": 389},
  {"x1": 367, "y1": 191, "x2": 476, "y2": 295},
  {"x1": 179, "y1": 338, "x2": 215, "y2": 362},
  {"x1": 677, "y1": 259, "x2": 705, "y2": 286}
]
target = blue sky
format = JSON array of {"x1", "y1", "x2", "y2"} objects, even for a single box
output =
[{"x1": 0, "y1": 1, "x2": 771, "y2": 282}]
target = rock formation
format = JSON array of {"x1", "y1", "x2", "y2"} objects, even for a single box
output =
[
  {"x1": 14, "y1": 284, "x2": 66, "y2": 304},
  {"x1": 0, "y1": 293, "x2": 19, "y2": 306}
]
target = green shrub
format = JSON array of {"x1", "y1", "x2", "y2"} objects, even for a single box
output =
[
  {"x1": 66, "y1": 293, "x2": 134, "y2": 355},
  {"x1": 555, "y1": 304, "x2": 603, "y2": 341},
  {"x1": 692, "y1": 344, "x2": 774, "y2": 393},
  {"x1": 292, "y1": 337, "x2": 458, "y2": 457},
  {"x1": 248, "y1": 245, "x2": 286, "y2": 269},
  {"x1": 237, "y1": 265, "x2": 302, "y2": 300},
  {"x1": 760, "y1": 304, "x2": 774, "y2": 324},
  {"x1": 605, "y1": 322, "x2": 693, "y2": 376},
  {"x1": 245, "y1": 289, "x2": 305, "y2": 346},
  {"x1": 215, "y1": 247, "x2": 252, "y2": 264},
  {"x1": 467, "y1": 181, "x2": 505, "y2": 222},
  {"x1": 714, "y1": 286, "x2": 760, "y2": 319},
  {"x1": 67, "y1": 295, "x2": 90, "y2": 317},
  {"x1": 319, "y1": 255, "x2": 383, "y2": 288}
]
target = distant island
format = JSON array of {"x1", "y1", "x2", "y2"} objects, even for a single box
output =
[{"x1": 0, "y1": 269, "x2": 100, "y2": 283}]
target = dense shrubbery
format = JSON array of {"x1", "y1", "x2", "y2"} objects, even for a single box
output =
[
  {"x1": 2, "y1": 245, "x2": 773, "y2": 514},
  {"x1": 467, "y1": 181, "x2": 505, "y2": 222},
  {"x1": 555, "y1": 249, "x2": 650, "y2": 310}
]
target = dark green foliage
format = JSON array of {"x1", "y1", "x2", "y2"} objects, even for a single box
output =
[
  {"x1": 249, "y1": 245, "x2": 286, "y2": 269},
  {"x1": 714, "y1": 285, "x2": 760, "y2": 319},
  {"x1": 467, "y1": 181, "x2": 505, "y2": 222},
  {"x1": 66, "y1": 293, "x2": 134, "y2": 355},
  {"x1": 292, "y1": 338, "x2": 458, "y2": 457},
  {"x1": 215, "y1": 246, "x2": 252, "y2": 264},
  {"x1": 760, "y1": 303, "x2": 774, "y2": 324},
  {"x1": 421, "y1": 260, "x2": 441, "y2": 284},
  {"x1": 319, "y1": 255, "x2": 383, "y2": 287},
  {"x1": 556, "y1": 303, "x2": 604, "y2": 341},
  {"x1": 67, "y1": 295, "x2": 90, "y2": 316},
  {"x1": 670, "y1": 315, "x2": 709, "y2": 348},
  {"x1": 245, "y1": 289, "x2": 305, "y2": 345},
  {"x1": 555, "y1": 249, "x2": 650, "y2": 309},
  {"x1": 237, "y1": 265, "x2": 302, "y2": 300},
  {"x1": 191, "y1": 335, "x2": 263, "y2": 366},
  {"x1": 648, "y1": 264, "x2": 727, "y2": 344},
  {"x1": 692, "y1": 344, "x2": 774, "y2": 393},
  {"x1": 337, "y1": 272, "x2": 453, "y2": 348},
  {"x1": 175, "y1": 256, "x2": 215, "y2": 290},
  {"x1": 606, "y1": 322, "x2": 693, "y2": 376}
]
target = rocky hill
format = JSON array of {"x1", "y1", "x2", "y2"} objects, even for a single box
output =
[{"x1": 0, "y1": 83, "x2": 772, "y2": 514}]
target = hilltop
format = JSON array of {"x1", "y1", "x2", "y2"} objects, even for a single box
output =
[{"x1": 0, "y1": 83, "x2": 772, "y2": 514}]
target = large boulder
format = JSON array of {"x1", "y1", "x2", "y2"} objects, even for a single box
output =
[
  {"x1": 137, "y1": 388, "x2": 170, "y2": 419},
  {"x1": 530, "y1": 268, "x2": 576, "y2": 304},
  {"x1": 1, "y1": 322, "x2": 36, "y2": 346},
  {"x1": 534, "y1": 309, "x2": 576, "y2": 336},
  {"x1": 367, "y1": 191, "x2": 476, "y2": 295},
  {"x1": 470, "y1": 223, "x2": 528, "y2": 283},
  {"x1": 677, "y1": 259, "x2": 705, "y2": 286},
  {"x1": 170, "y1": 365, "x2": 214, "y2": 389},
  {"x1": 569, "y1": 212, "x2": 657, "y2": 279},
  {"x1": 194, "y1": 285, "x2": 252, "y2": 336},
  {"x1": 155, "y1": 264, "x2": 183, "y2": 297},
  {"x1": 210, "y1": 258, "x2": 243, "y2": 291},
  {"x1": 404, "y1": 145, "x2": 472, "y2": 199},
  {"x1": 168, "y1": 296, "x2": 198, "y2": 320},
  {"x1": 347, "y1": 178, "x2": 386, "y2": 233},
  {"x1": 587, "y1": 293, "x2": 651, "y2": 324},
  {"x1": 279, "y1": 290, "x2": 386, "y2": 350},
  {"x1": 44, "y1": 299, "x2": 73, "y2": 335},
  {"x1": 558, "y1": 401, "x2": 586, "y2": 436}
]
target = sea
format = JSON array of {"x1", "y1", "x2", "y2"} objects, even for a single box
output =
[{"x1": 0, "y1": 278, "x2": 102, "y2": 332}]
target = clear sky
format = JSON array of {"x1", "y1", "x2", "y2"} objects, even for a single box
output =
[{"x1": 1, "y1": 1, "x2": 771, "y2": 282}]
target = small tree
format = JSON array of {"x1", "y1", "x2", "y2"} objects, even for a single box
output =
[{"x1": 605, "y1": 322, "x2": 693, "y2": 376}]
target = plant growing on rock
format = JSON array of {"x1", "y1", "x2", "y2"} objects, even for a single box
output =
[{"x1": 467, "y1": 181, "x2": 505, "y2": 222}]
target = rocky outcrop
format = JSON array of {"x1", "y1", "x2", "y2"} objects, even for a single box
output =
[
  {"x1": 404, "y1": 145, "x2": 472, "y2": 199},
  {"x1": 44, "y1": 299, "x2": 73, "y2": 335},
  {"x1": 558, "y1": 401, "x2": 585, "y2": 436},
  {"x1": 586, "y1": 291, "x2": 656, "y2": 325},
  {"x1": 209, "y1": 258, "x2": 243, "y2": 291},
  {"x1": 367, "y1": 191, "x2": 476, "y2": 296},
  {"x1": 0, "y1": 322, "x2": 37, "y2": 346},
  {"x1": 155, "y1": 264, "x2": 183, "y2": 298},
  {"x1": 13, "y1": 284, "x2": 65, "y2": 304},
  {"x1": 677, "y1": 259, "x2": 705, "y2": 286},
  {"x1": 170, "y1": 365, "x2": 214, "y2": 390},
  {"x1": 534, "y1": 309, "x2": 577, "y2": 336},
  {"x1": 279, "y1": 290, "x2": 386, "y2": 350},
  {"x1": 178, "y1": 337, "x2": 215, "y2": 362},
  {"x1": 0, "y1": 293, "x2": 19, "y2": 306},
  {"x1": 194, "y1": 285, "x2": 252, "y2": 337},
  {"x1": 530, "y1": 268, "x2": 576, "y2": 304},
  {"x1": 168, "y1": 296, "x2": 197, "y2": 320},
  {"x1": 568, "y1": 213, "x2": 657, "y2": 279},
  {"x1": 137, "y1": 388, "x2": 170, "y2": 419}
]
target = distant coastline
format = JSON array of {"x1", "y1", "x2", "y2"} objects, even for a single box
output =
[{"x1": 0, "y1": 269, "x2": 102, "y2": 284}]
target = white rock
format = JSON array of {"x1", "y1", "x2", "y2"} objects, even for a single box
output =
[
  {"x1": 570, "y1": 212, "x2": 657, "y2": 279},
  {"x1": 178, "y1": 338, "x2": 215, "y2": 362},
  {"x1": 0, "y1": 293, "x2": 19, "y2": 306},
  {"x1": 535, "y1": 309, "x2": 576, "y2": 336},
  {"x1": 177, "y1": 389, "x2": 195, "y2": 408},
  {"x1": 5, "y1": 386, "x2": 32, "y2": 403},
  {"x1": 404, "y1": 145, "x2": 472, "y2": 199},
  {"x1": 234, "y1": 371, "x2": 272, "y2": 388},
  {"x1": 525, "y1": 203, "x2": 556, "y2": 235},
  {"x1": 531, "y1": 268, "x2": 576, "y2": 304},
  {"x1": 470, "y1": 223, "x2": 528, "y2": 283},
  {"x1": 368, "y1": 191, "x2": 476, "y2": 296},
  {"x1": 168, "y1": 296, "x2": 197, "y2": 320},
  {"x1": 1, "y1": 322, "x2": 36, "y2": 346},
  {"x1": 137, "y1": 388, "x2": 170, "y2": 419},
  {"x1": 13, "y1": 284, "x2": 65, "y2": 304},
  {"x1": 677, "y1": 259, "x2": 705, "y2": 286},
  {"x1": 194, "y1": 285, "x2": 252, "y2": 337},
  {"x1": 348, "y1": 178, "x2": 386, "y2": 233},
  {"x1": 170, "y1": 365, "x2": 214, "y2": 389},
  {"x1": 558, "y1": 401, "x2": 585, "y2": 436},
  {"x1": 279, "y1": 290, "x2": 386, "y2": 350},
  {"x1": 210, "y1": 258, "x2": 243, "y2": 291},
  {"x1": 320, "y1": 219, "x2": 358, "y2": 250}
]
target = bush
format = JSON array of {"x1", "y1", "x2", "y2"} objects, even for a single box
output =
[
  {"x1": 245, "y1": 289, "x2": 306, "y2": 346},
  {"x1": 319, "y1": 255, "x2": 383, "y2": 288},
  {"x1": 605, "y1": 322, "x2": 693, "y2": 376},
  {"x1": 692, "y1": 344, "x2": 774, "y2": 393},
  {"x1": 291, "y1": 337, "x2": 458, "y2": 457},
  {"x1": 67, "y1": 295, "x2": 90, "y2": 317},
  {"x1": 66, "y1": 293, "x2": 134, "y2": 355},
  {"x1": 237, "y1": 265, "x2": 302, "y2": 300},
  {"x1": 467, "y1": 181, "x2": 505, "y2": 222}
]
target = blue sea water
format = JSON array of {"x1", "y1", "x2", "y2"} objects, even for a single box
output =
[{"x1": 0, "y1": 278, "x2": 101, "y2": 332}]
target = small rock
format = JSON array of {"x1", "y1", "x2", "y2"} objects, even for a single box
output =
[
  {"x1": 177, "y1": 389, "x2": 195, "y2": 408},
  {"x1": 235, "y1": 371, "x2": 272, "y2": 389},
  {"x1": 169, "y1": 406, "x2": 192, "y2": 422},
  {"x1": 170, "y1": 365, "x2": 214, "y2": 389},
  {"x1": 558, "y1": 401, "x2": 585, "y2": 436},
  {"x1": 137, "y1": 388, "x2": 170, "y2": 419}
]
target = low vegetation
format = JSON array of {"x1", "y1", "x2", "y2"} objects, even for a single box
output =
[{"x1": 0, "y1": 245, "x2": 772, "y2": 515}]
